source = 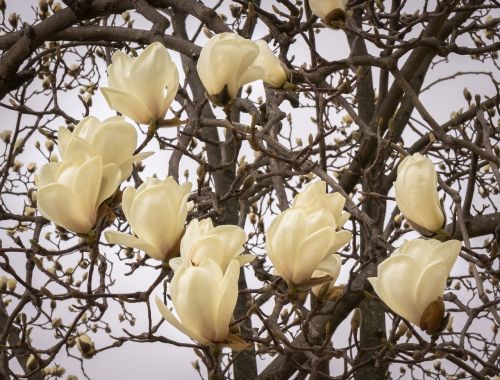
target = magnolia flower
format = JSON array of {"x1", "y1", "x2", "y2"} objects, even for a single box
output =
[
  {"x1": 58, "y1": 116, "x2": 151, "y2": 181},
  {"x1": 266, "y1": 206, "x2": 350, "y2": 285},
  {"x1": 309, "y1": 0, "x2": 349, "y2": 26},
  {"x1": 35, "y1": 156, "x2": 121, "y2": 233},
  {"x1": 368, "y1": 239, "x2": 461, "y2": 333},
  {"x1": 101, "y1": 42, "x2": 179, "y2": 124},
  {"x1": 197, "y1": 33, "x2": 262, "y2": 105},
  {"x1": 105, "y1": 177, "x2": 191, "y2": 261},
  {"x1": 395, "y1": 153, "x2": 445, "y2": 234},
  {"x1": 156, "y1": 258, "x2": 239, "y2": 345},
  {"x1": 169, "y1": 218, "x2": 254, "y2": 272},
  {"x1": 250, "y1": 40, "x2": 288, "y2": 88},
  {"x1": 292, "y1": 180, "x2": 351, "y2": 232},
  {"x1": 311, "y1": 253, "x2": 342, "y2": 297}
]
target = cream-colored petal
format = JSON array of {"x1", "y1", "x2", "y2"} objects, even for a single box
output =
[
  {"x1": 101, "y1": 87, "x2": 153, "y2": 124},
  {"x1": 371, "y1": 254, "x2": 421, "y2": 323},
  {"x1": 104, "y1": 230, "x2": 162, "y2": 260},
  {"x1": 395, "y1": 154, "x2": 444, "y2": 232},
  {"x1": 171, "y1": 259, "x2": 222, "y2": 343},
  {"x1": 414, "y1": 261, "x2": 449, "y2": 314},
  {"x1": 180, "y1": 219, "x2": 208, "y2": 259},
  {"x1": 266, "y1": 208, "x2": 306, "y2": 281},
  {"x1": 292, "y1": 226, "x2": 335, "y2": 284},
  {"x1": 162, "y1": 64, "x2": 180, "y2": 113},
  {"x1": 118, "y1": 151, "x2": 154, "y2": 182},
  {"x1": 129, "y1": 185, "x2": 183, "y2": 253},
  {"x1": 96, "y1": 163, "x2": 122, "y2": 206},
  {"x1": 214, "y1": 259, "x2": 239, "y2": 342},
  {"x1": 90, "y1": 119, "x2": 137, "y2": 167},
  {"x1": 130, "y1": 42, "x2": 177, "y2": 119},
  {"x1": 316, "y1": 253, "x2": 342, "y2": 281},
  {"x1": 188, "y1": 235, "x2": 225, "y2": 267},
  {"x1": 212, "y1": 224, "x2": 247, "y2": 267},
  {"x1": 432, "y1": 240, "x2": 461, "y2": 273},
  {"x1": 168, "y1": 257, "x2": 184, "y2": 271},
  {"x1": 327, "y1": 230, "x2": 352, "y2": 254},
  {"x1": 236, "y1": 254, "x2": 255, "y2": 267},
  {"x1": 37, "y1": 184, "x2": 94, "y2": 233},
  {"x1": 59, "y1": 132, "x2": 95, "y2": 162},
  {"x1": 35, "y1": 162, "x2": 60, "y2": 188},
  {"x1": 57, "y1": 126, "x2": 72, "y2": 159},
  {"x1": 71, "y1": 156, "x2": 101, "y2": 218},
  {"x1": 155, "y1": 296, "x2": 209, "y2": 345},
  {"x1": 249, "y1": 40, "x2": 287, "y2": 88},
  {"x1": 120, "y1": 187, "x2": 137, "y2": 224},
  {"x1": 335, "y1": 212, "x2": 350, "y2": 228},
  {"x1": 107, "y1": 51, "x2": 133, "y2": 91},
  {"x1": 73, "y1": 116, "x2": 101, "y2": 141},
  {"x1": 292, "y1": 181, "x2": 325, "y2": 207}
]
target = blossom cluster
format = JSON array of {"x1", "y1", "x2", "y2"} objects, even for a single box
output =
[{"x1": 33, "y1": 33, "x2": 461, "y2": 349}]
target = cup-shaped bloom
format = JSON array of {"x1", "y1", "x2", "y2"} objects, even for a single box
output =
[
  {"x1": 35, "y1": 156, "x2": 122, "y2": 233},
  {"x1": 169, "y1": 218, "x2": 254, "y2": 272},
  {"x1": 309, "y1": 0, "x2": 348, "y2": 26},
  {"x1": 292, "y1": 180, "x2": 351, "y2": 235},
  {"x1": 250, "y1": 40, "x2": 288, "y2": 88},
  {"x1": 105, "y1": 177, "x2": 191, "y2": 261},
  {"x1": 156, "y1": 258, "x2": 239, "y2": 345},
  {"x1": 58, "y1": 116, "x2": 151, "y2": 181},
  {"x1": 101, "y1": 42, "x2": 179, "y2": 124},
  {"x1": 368, "y1": 239, "x2": 461, "y2": 332},
  {"x1": 395, "y1": 153, "x2": 445, "y2": 234},
  {"x1": 197, "y1": 33, "x2": 262, "y2": 105},
  {"x1": 266, "y1": 206, "x2": 350, "y2": 285}
]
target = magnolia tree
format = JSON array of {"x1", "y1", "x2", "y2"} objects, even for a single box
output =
[{"x1": 0, "y1": 0, "x2": 499, "y2": 379}]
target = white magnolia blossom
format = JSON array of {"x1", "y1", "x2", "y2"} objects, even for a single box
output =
[
  {"x1": 395, "y1": 153, "x2": 445, "y2": 234},
  {"x1": 105, "y1": 177, "x2": 191, "y2": 261},
  {"x1": 101, "y1": 42, "x2": 179, "y2": 124},
  {"x1": 58, "y1": 116, "x2": 151, "y2": 181},
  {"x1": 292, "y1": 180, "x2": 351, "y2": 231},
  {"x1": 311, "y1": 253, "x2": 342, "y2": 297},
  {"x1": 197, "y1": 32, "x2": 262, "y2": 105},
  {"x1": 309, "y1": 0, "x2": 349, "y2": 25},
  {"x1": 156, "y1": 258, "x2": 239, "y2": 345},
  {"x1": 250, "y1": 40, "x2": 288, "y2": 88},
  {"x1": 169, "y1": 218, "x2": 254, "y2": 272},
  {"x1": 35, "y1": 155, "x2": 121, "y2": 234},
  {"x1": 266, "y1": 206, "x2": 351, "y2": 285},
  {"x1": 368, "y1": 239, "x2": 461, "y2": 330}
]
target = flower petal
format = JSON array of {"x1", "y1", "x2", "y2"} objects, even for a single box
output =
[
  {"x1": 155, "y1": 296, "x2": 209, "y2": 345},
  {"x1": 96, "y1": 163, "x2": 122, "y2": 206},
  {"x1": 104, "y1": 230, "x2": 162, "y2": 260},
  {"x1": 214, "y1": 259, "x2": 239, "y2": 342},
  {"x1": 101, "y1": 87, "x2": 153, "y2": 124},
  {"x1": 37, "y1": 183, "x2": 93, "y2": 233},
  {"x1": 293, "y1": 226, "x2": 335, "y2": 284}
]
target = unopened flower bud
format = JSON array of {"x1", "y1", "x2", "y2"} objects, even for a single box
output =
[
  {"x1": 13, "y1": 160, "x2": 22, "y2": 172},
  {"x1": 26, "y1": 354, "x2": 39, "y2": 371},
  {"x1": 0, "y1": 130, "x2": 12, "y2": 144},
  {"x1": 76, "y1": 334, "x2": 95, "y2": 359},
  {"x1": 44, "y1": 139, "x2": 54, "y2": 152},
  {"x1": 38, "y1": 0, "x2": 48, "y2": 11},
  {"x1": 351, "y1": 308, "x2": 362, "y2": 331},
  {"x1": 7, "y1": 278, "x2": 17, "y2": 291},
  {"x1": 8, "y1": 13, "x2": 18, "y2": 28}
]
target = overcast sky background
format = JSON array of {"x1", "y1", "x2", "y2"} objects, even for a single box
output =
[{"x1": 0, "y1": 1, "x2": 499, "y2": 379}]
